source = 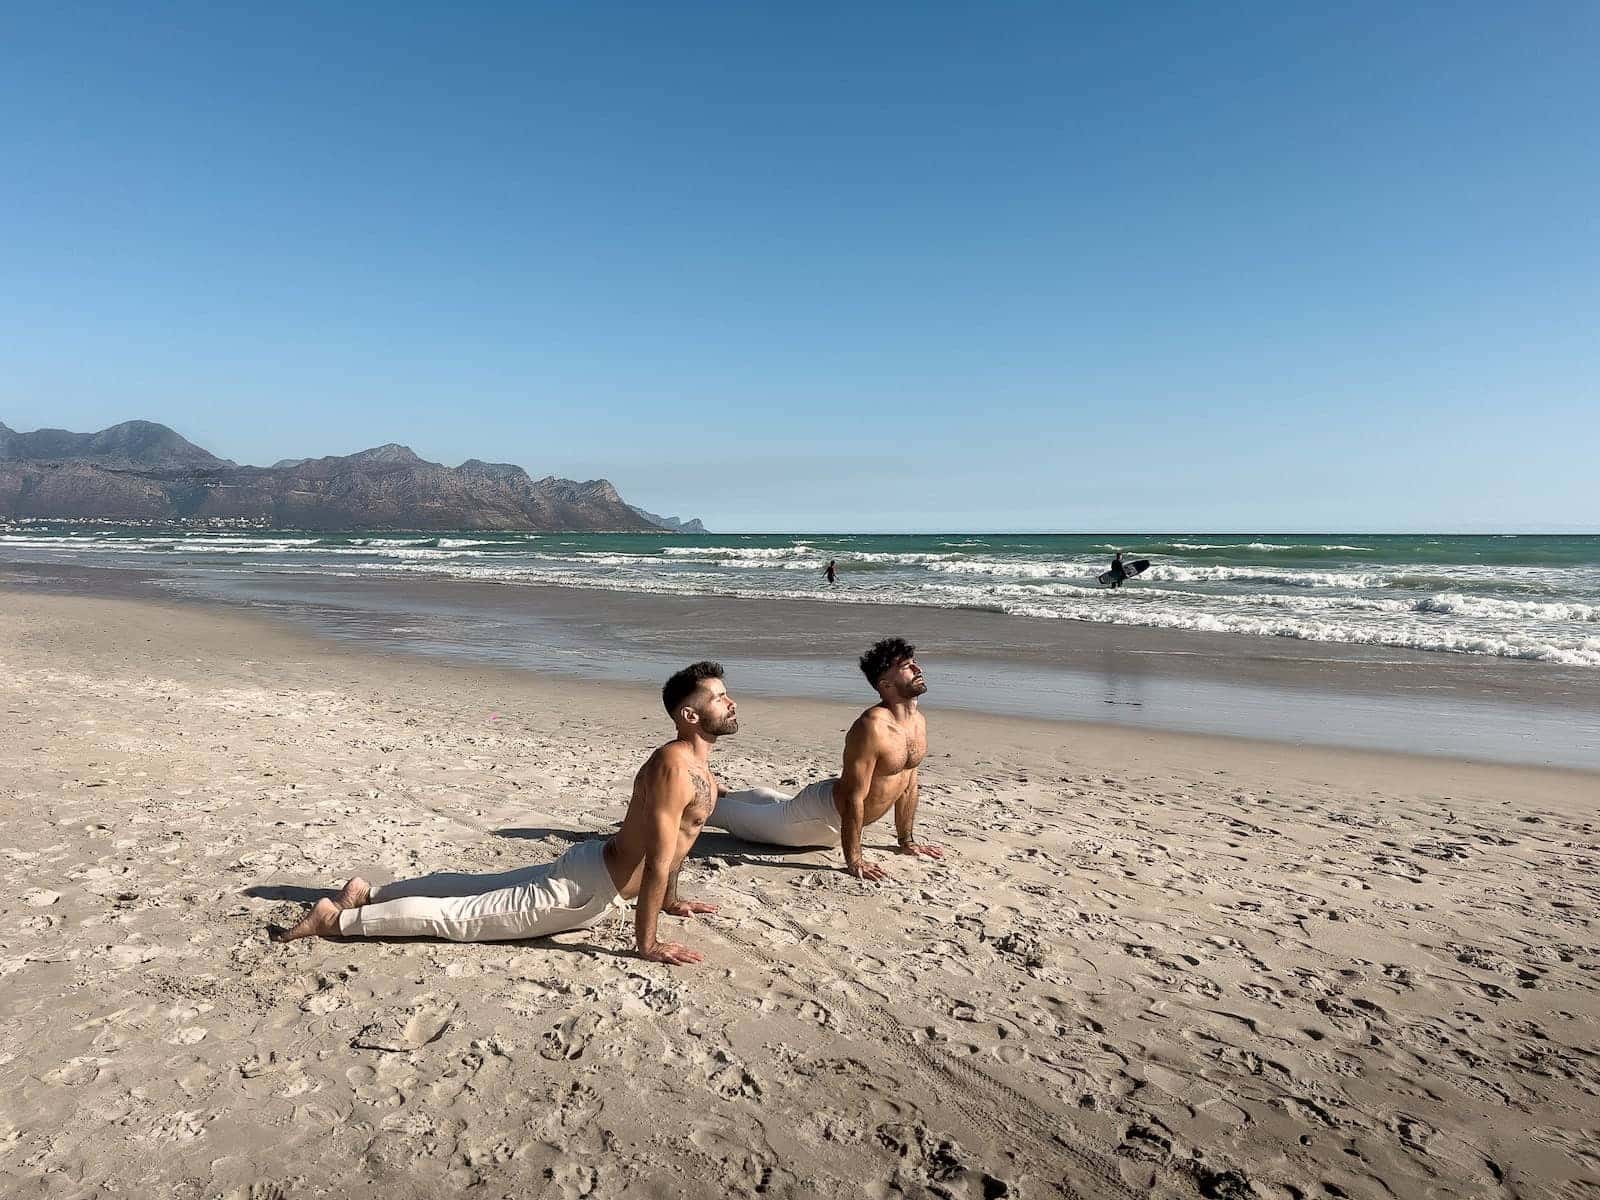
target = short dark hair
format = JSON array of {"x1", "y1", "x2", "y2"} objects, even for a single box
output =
[
  {"x1": 662, "y1": 660, "x2": 724, "y2": 715},
  {"x1": 859, "y1": 637, "x2": 914, "y2": 687}
]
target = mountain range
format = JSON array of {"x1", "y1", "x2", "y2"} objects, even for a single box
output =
[{"x1": 0, "y1": 420, "x2": 707, "y2": 533}]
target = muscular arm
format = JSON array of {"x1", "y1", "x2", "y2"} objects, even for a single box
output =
[
  {"x1": 663, "y1": 772, "x2": 720, "y2": 918},
  {"x1": 835, "y1": 719, "x2": 889, "y2": 881},
  {"x1": 663, "y1": 863, "x2": 719, "y2": 917},
  {"x1": 894, "y1": 770, "x2": 919, "y2": 846},
  {"x1": 633, "y1": 766, "x2": 703, "y2": 965},
  {"x1": 893, "y1": 769, "x2": 944, "y2": 858}
]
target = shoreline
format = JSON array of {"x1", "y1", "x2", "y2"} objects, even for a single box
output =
[{"x1": 5, "y1": 559, "x2": 1599, "y2": 769}]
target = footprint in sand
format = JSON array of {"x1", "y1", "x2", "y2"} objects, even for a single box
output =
[
  {"x1": 351, "y1": 997, "x2": 458, "y2": 1053},
  {"x1": 346, "y1": 1061, "x2": 408, "y2": 1107},
  {"x1": 548, "y1": 1163, "x2": 600, "y2": 1199},
  {"x1": 221, "y1": 1187, "x2": 293, "y2": 1200},
  {"x1": 538, "y1": 1011, "x2": 598, "y2": 1061},
  {"x1": 43, "y1": 1055, "x2": 110, "y2": 1086},
  {"x1": 22, "y1": 888, "x2": 61, "y2": 907},
  {"x1": 430, "y1": 1039, "x2": 511, "y2": 1102},
  {"x1": 689, "y1": 1123, "x2": 781, "y2": 1195},
  {"x1": 703, "y1": 1046, "x2": 764, "y2": 1099},
  {"x1": 870, "y1": 1123, "x2": 1012, "y2": 1200},
  {"x1": 143, "y1": 1109, "x2": 208, "y2": 1142}
]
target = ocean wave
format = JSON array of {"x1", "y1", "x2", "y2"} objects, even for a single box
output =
[
  {"x1": 969, "y1": 581, "x2": 1411, "y2": 614},
  {"x1": 1146, "y1": 565, "x2": 1386, "y2": 588},
  {"x1": 662, "y1": 545, "x2": 813, "y2": 559},
  {"x1": 964, "y1": 581, "x2": 1600, "y2": 623},
  {"x1": 180, "y1": 534, "x2": 325, "y2": 546},
  {"x1": 1382, "y1": 572, "x2": 1558, "y2": 595},
  {"x1": 926, "y1": 559, "x2": 1094, "y2": 580},
  {"x1": 570, "y1": 552, "x2": 667, "y2": 566},
  {"x1": 1095, "y1": 540, "x2": 1376, "y2": 554},
  {"x1": 985, "y1": 601, "x2": 1600, "y2": 668},
  {"x1": 1413, "y1": 593, "x2": 1600, "y2": 623},
  {"x1": 846, "y1": 551, "x2": 964, "y2": 564},
  {"x1": 351, "y1": 561, "x2": 1600, "y2": 666}
]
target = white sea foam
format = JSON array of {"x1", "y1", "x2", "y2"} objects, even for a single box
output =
[
  {"x1": 350, "y1": 561, "x2": 1600, "y2": 667},
  {"x1": 1146, "y1": 565, "x2": 1387, "y2": 588},
  {"x1": 845, "y1": 551, "x2": 964, "y2": 564},
  {"x1": 662, "y1": 545, "x2": 813, "y2": 559},
  {"x1": 926, "y1": 559, "x2": 1094, "y2": 580},
  {"x1": 1412, "y1": 593, "x2": 1600, "y2": 623},
  {"x1": 10, "y1": 529, "x2": 1600, "y2": 669}
]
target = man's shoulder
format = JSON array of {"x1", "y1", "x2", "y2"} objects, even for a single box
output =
[
  {"x1": 850, "y1": 705, "x2": 895, "y2": 740},
  {"x1": 640, "y1": 740, "x2": 696, "y2": 775},
  {"x1": 649, "y1": 740, "x2": 699, "y2": 766}
]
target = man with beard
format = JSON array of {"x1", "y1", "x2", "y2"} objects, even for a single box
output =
[
  {"x1": 712, "y1": 637, "x2": 941, "y2": 881},
  {"x1": 275, "y1": 661, "x2": 735, "y2": 966}
]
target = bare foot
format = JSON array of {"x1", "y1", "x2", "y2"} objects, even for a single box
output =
[
  {"x1": 334, "y1": 877, "x2": 370, "y2": 908},
  {"x1": 274, "y1": 897, "x2": 342, "y2": 942}
]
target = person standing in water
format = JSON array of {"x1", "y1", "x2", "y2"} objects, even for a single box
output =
[
  {"x1": 1107, "y1": 551, "x2": 1127, "y2": 589},
  {"x1": 825, "y1": 559, "x2": 838, "y2": 585}
]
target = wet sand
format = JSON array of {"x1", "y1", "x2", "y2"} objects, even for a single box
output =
[
  {"x1": 9, "y1": 560, "x2": 1600, "y2": 767},
  {"x1": 2, "y1": 585, "x2": 1598, "y2": 1199}
]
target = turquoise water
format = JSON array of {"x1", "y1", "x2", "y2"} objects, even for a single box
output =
[{"x1": 5, "y1": 527, "x2": 1599, "y2": 667}]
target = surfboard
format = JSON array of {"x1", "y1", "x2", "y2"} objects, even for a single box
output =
[{"x1": 1097, "y1": 559, "x2": 1151, "y2": 586}]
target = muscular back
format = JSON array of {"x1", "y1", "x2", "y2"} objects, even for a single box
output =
[{"x1": 606, "y1": 742, "x2": 718, "y2": 900}]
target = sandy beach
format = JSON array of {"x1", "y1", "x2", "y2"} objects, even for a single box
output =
[{"x1": 3, "y1": 584, "x2": 1598, "y2": 1199}]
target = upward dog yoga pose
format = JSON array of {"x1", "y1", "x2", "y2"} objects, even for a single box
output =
[
  {"x1": 275, "y1": 661, "x2": 736, "y2": 966},
  {"x1": 713, "y1": 637, "x2": 942, "y2": 881}
]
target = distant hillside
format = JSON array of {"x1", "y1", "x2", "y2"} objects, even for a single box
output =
[
  {"x1": 628, "y1": 504, "x2": 709, "y2": 535},
  {"x1": 0, "y1": 420, "x2": 664, "y2": 531},
  {"x1": 0, "y1": 419, "x2": 230, "y2": 471}
]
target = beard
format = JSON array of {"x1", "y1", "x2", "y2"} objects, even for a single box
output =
[
  {"x1": 908, "y1": 676, "x2": 928, "y2": 697},
  {"x1": 704, "y1": 713, "x2": 739, "y2": 737}
]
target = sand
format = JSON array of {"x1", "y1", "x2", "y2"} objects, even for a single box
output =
[{"x1": 2, "y1": 587, "x2": 1597, "y2": 1199}]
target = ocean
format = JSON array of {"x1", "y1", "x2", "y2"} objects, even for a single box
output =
[{"x1": 4, "y1": 526, "x2": 1598, "y2": 669}]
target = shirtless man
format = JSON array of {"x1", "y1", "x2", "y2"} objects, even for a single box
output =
[
  {"x1": 273, "y1": 661, "x2": 735, "y2": 966},
  {"x1": 713, "y1": 637, "x2": 941, "y2": 881}
]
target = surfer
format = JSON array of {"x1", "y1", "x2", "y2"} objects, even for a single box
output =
[
  {"x1": 1099, "y1": 552, "x2": 1149, "y2": 588},
  {"x1": 825, "y1": 559, "x2": 838, "y2": 585},
  {"x1": 711, "y1": 637, "x2": 939, "y2": 881},
  {"x1": 273, "y1": 661, "x2": 734, "y2": 965}
]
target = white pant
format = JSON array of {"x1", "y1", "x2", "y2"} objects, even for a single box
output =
[
  {"x1": 337, "y1": 836, "x2": 626, "y2": 941},
  {"x1": 712, "y1": 779, "x2": 841, "y2": 848}
]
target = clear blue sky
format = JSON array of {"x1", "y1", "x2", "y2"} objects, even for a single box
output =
[{"x1": 2, "y1": 3, "x2": 1596, "y2": 532}]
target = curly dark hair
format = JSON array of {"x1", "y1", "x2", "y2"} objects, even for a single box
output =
[
  {"x1": 662, "y1": 660, "x2": 724, "y2": 715},
  {"x1": 859, "y1": 637, "x2": 915, "y2": 687}
]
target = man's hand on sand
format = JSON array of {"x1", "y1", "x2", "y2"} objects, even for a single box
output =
[
  {"x1": 896, "y1": 842, "x2": 944, "y2": 859},
  {"x1": 845, "y1": 858, "x2": 891, "y2": 882},
  {"x1": 638, "y1": 940, "x2": 704, "y2": 966},
  {"x1": 663, "y1": 899, "x2": 719, "y2": 918}
]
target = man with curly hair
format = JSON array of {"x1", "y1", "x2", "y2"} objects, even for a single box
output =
[{"x1": 712, "y1": 637, "x2": 941, "y2": 880}]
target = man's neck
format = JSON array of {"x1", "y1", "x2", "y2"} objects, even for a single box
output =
[
  {"x1": 676, "y1": 731, "x2": 715, "y2": 763},
  {"x1": 880, "y1": 697, "x2": 918, "y2": 723}
]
